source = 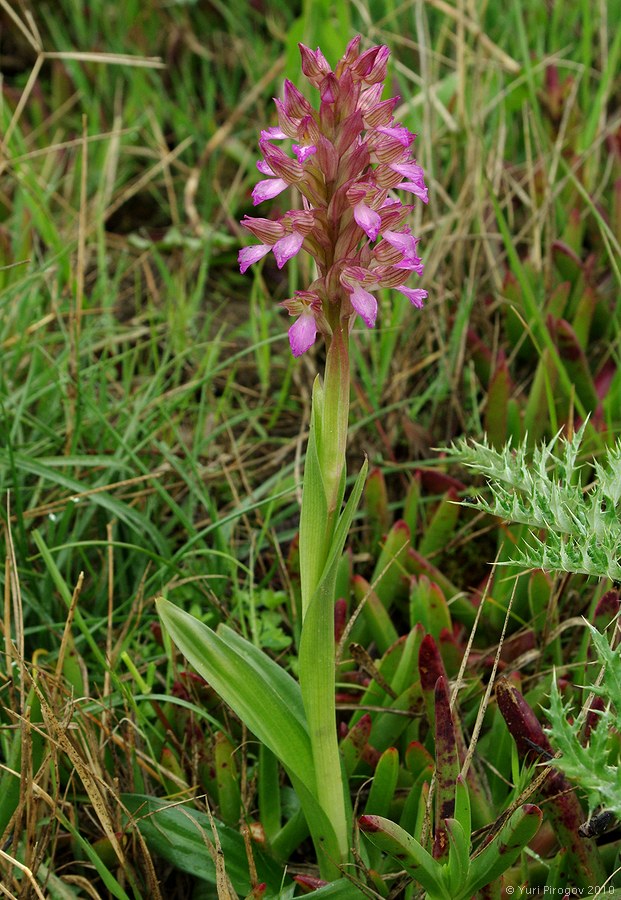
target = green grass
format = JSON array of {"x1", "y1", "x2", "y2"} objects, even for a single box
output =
[{"x1": 1, "y1": 0, "x2": 620, "y2": 896}]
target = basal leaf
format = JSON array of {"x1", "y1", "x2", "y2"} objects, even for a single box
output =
[
  {"x1": 121, "y1": 793, "x2": 287, "y2": 895},
  {"x1": 156, "y1": 599, "x2": 314, "y2": 789}
]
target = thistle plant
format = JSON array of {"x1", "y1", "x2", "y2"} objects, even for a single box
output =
[
  {"x1": 157, "y1": 37, "x2": 427, "y2": 881},
  {"x1": 446, "y1": 422, "x2": 621, "y2": 582},
  {"x1": 445, "y1": 425, "x2": 621, "y2": 854},
  {"x1": 545, "y1": 621, "x2": 621, "y2": 823}
]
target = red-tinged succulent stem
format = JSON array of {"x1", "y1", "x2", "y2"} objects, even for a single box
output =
[
  {"x1": 293, "y1": 874, "x2": 330, "y2": 893},
  {"x1": 433, "y1": 675, "x2": 459, "y2": 861},
  {"x1": 495, "y1": 677, "x2": 606, "y2": 887},
  {"x1": 359, "y1": 814, "x2": 382, "y2": 832},
  {"x1": 419, "y1": 635, "x2": 494, "y2": 828}
]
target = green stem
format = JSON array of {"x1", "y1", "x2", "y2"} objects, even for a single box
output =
[
  {"x1": 299, "y1": 323, "x2": 351, "y2": 619},
  {"x1": 298, "y1": 320, "x2": 352, "y2": 876},
  {"x1": 320, "y1": 323, "x2": 350, "y2": 519}
]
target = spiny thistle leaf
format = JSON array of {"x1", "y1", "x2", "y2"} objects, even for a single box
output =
[
  {"x1": 545, "y1": 667, "x2": 621, "y2": 818},
  {"x1": 445, "y1": 424, "x2": 621, "y2": 581},
  {"x1": 582, "y1": 623, "x2": 621, "y2": 720}
]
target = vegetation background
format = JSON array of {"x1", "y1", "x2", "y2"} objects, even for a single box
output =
[{"x1": 0, "y1": 0, "x2": 620, "y2": 897}]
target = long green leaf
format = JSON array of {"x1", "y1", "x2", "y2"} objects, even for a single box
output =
[
  {"x1": 157, "y1": 602, "x2": 345, "y2": 872},
  {"x1": 121, "y1": 793, "x2": 287, "y2": 894},
  {"x1": 453, "y1": 775, "x2": 471, "y2": 842},
  {"x1": 217, "y1": 624, "x2": 309, "y2": 735},
  {"x1": 359, "y1": 815, "x2": 448, "y2": 898},
  {"x1": 444, "y1": 818, "x2": 470, "y2": 896},
  {"x1": 156, "y1": 599, "x2": 313, "y2": 788},
  {"x1": 327, "y1": 458, "x2": 369, "y2": 583},
  {"x1": 465, "y1": 804, "x2": 542, "y2": 894}
]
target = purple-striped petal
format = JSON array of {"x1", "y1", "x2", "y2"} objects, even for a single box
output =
[
  {"x1": 340, "y1": 264, "x2": 377, "y2": 289},
  {"x1": 252, "y1": 177, "x2": 288, "y2": 205},
  {"x1": 354, "y1": 201, "x2": 381, "y2": 241},
  {"x1": 289, "y1": 311, "x2": 318, "y2": 356},
  {"x1": 397, "y1": 286, "x2": 427, "y2": 308},
  {"x1": 299, "y1": 44, "x2": 332, "y2": 82},
  {"x1": 256, "y1": 159, "x2": 275, "y2": 175},
  {"x1": 272, "y1": 232, "x2": 304, "y2": 268},
  {"x1": 238, "y1": 244, "x2": 271, "y2": 273},
  {"x1": 349, "y1": 283, "x2": 378, "y2": 328}
]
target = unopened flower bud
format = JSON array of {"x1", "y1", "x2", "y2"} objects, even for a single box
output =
[
  {"x1": 259, "y1": 141, "x2": 305, "y2": 182},
  {"x1": 283, "y1": 80, "x2": 315, "y2": 119},
  {"x1": 352, "y1": 45, "x2": 389, "y2": 84},
  {"x1": 299, "y1": 44, "x2": 332, "y2": 84},
  {"x1": 340, "y1": 36, "x2": 362, "y2": 71},
  {"x1": 241, "y1": 216, "x2": 285, "y2": 243}
]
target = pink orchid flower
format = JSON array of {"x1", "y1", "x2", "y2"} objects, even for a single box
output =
[{"x1": 238, "y1": 36, "x2": 428, "y2": 355}]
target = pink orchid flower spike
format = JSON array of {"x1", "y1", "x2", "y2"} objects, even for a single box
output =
[{"x1": 238, "y1": 37, "x2": 428, "y2": 355}]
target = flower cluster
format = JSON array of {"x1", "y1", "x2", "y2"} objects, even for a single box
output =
[{"x1": 239, "y1": 37, "x2": 428, "y2": 357}]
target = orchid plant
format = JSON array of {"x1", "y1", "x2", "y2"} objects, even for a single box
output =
[{"x1": 157, "y1": 37, "x2": 427, "y2": 882}]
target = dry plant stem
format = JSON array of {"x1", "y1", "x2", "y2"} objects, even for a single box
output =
[{"x1": 0, "y1": 846, "x2": 47, "y2": 900}]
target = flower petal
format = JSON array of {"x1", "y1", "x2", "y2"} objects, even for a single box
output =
[
  {"x1": 397, "y1": 286, "x2": 427, "y2": 308},
  {"x1": 395, "y1": 180, "x2": 429, "y2": 204},
  {"x1": 353, "y1": 45, "x2": 390, "y2": 84},
  {"x1": 390, "y1": 161, "x2": 428, "y2": 203},
  {"x1": 299, "y1": 43, "x2": 332, "y2": 83},
  {"x1": 238, "y1": 244, "x2": 271, "y2": 273},
  {"x1": 376, "y1": 124, "x2": 415, "y2": 146},
  {"x1": 340, "y1": 264, "x2": 377, "y2": 289},
  {"x1": 259, "y1": 141, "x2": 305, "y2": 181},
  {"x1": 394, "y1": 256, "x2": 424, "y2": 275},
  {"x1": 261, "y1": 126, "x2": 288, "y2": 140},
  {"x1": 349, "y1": 283, "x2": 378, "y2": 328},
  {"x1": 272, "y1": 232, "x2": 304, "y2": 268},
  {"x1": 382, "y1": 229, "x2": 420, "y2": 259},
  {"x1": 283, "y1": 79, "x2": 314, "y2": 118},
  {"x1": 257, "y1": 159, "x2": 275, "y2": 175},
  {"x1": 292, "y1": 143, "x2": 317, "y2": 162},
  {"x1": 390, "y1": 161, "x2": 425, "y2": 182},
  {"x1": 240, "y1": 216, "x2": 284, "y2": 243},
  {"x1": 252, "y1": 177, "x2": 288, "y2": 205},
  {"x1": 354, "y1": 201, "x2": 381, "y2": 241},
  {"x1": 289, "y1": 311, "x2": 318, "y2": 356}
]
